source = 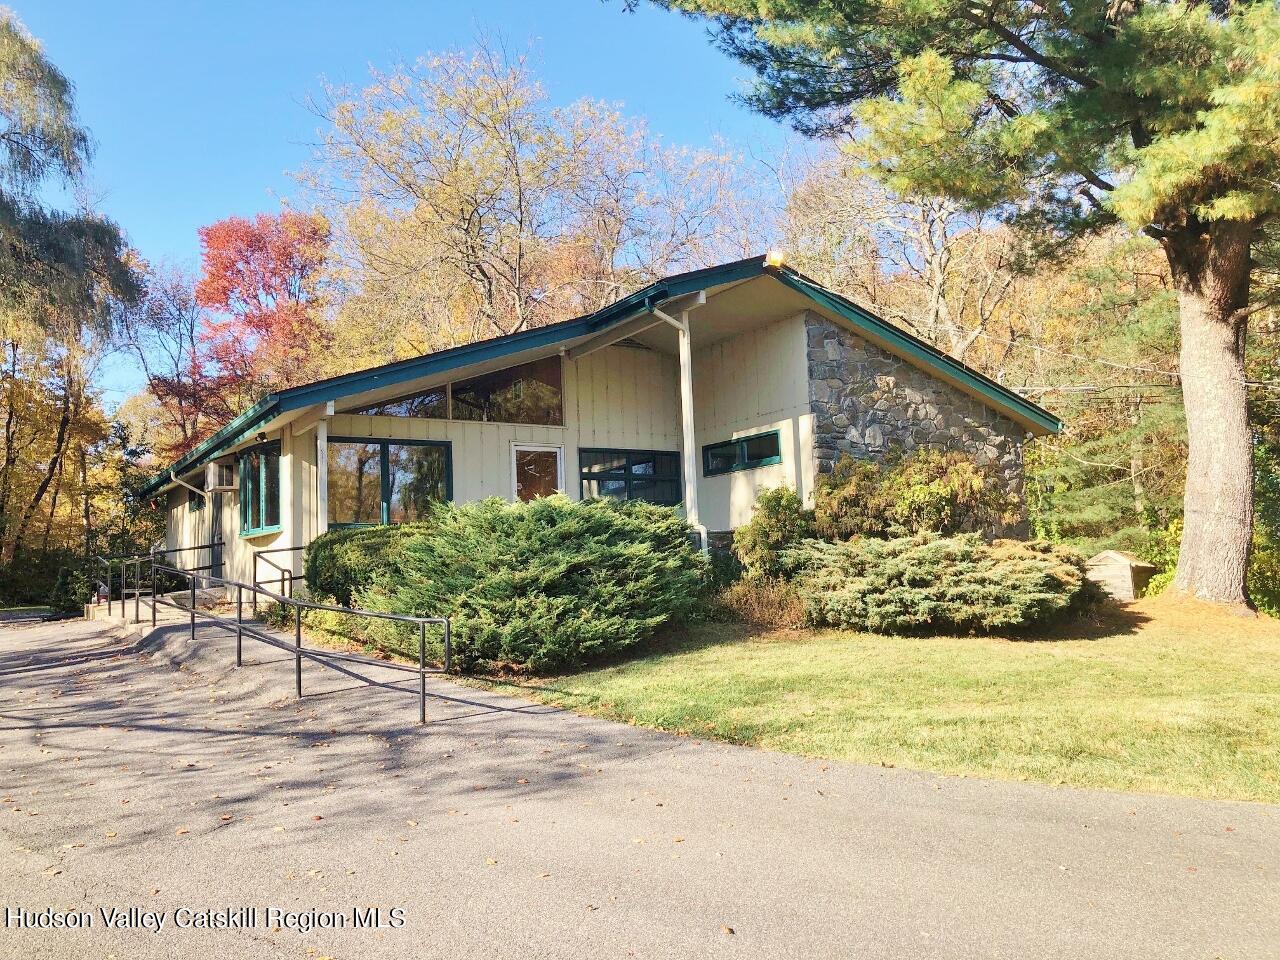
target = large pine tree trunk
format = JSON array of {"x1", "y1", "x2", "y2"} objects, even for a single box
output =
[{"x1": 1165, "y1": 221, "x2": 1255, "y2": 609}]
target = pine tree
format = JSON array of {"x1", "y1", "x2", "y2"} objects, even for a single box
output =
[{"x1": 653, "y1": 0, "x2": 1280, "y2": 608}]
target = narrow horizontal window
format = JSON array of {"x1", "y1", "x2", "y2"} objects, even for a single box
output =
[
  {"x1": 452, "y1": 356, "x2": 563, "y2": 426},
  {"x1": 349, "y1": 386, "x2": 448, "y2": 419},
  {"x1": 579, "y1": 448, "x2": 681, "y2": 506},
  {"x1": 702, "y1": 431, "x2": 782, "y2": 477}
]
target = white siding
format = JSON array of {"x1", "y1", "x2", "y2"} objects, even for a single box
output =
[
  {"x1": 691, "y1": 313, "x2": 815, "y2": 531},
  {"x1": 163, "y1": 327, "x2": 812, "y2": 574},
  {"x1": 570, "y1": 344, "x2": 681, "y2": 452}
]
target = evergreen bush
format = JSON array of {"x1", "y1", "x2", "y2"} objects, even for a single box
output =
[
  {"x1": 782, "y1": 532, "x2": 1099, "y2": 634},
  {"x1": 48, "y1": 565, "x2": 92, "y2": 613},
  {"x1": 732, "y1": 486, "x2": 814, "y2": 579},
  {"x1": 813, "y1": 450, "x2": 1021, "y2": 540},
  {"x1": 303, "y1": 520, "x2": 434, "y2": 605},
  {"x1": 360, "y1": 496, "x2": 709, "y2": 673}
]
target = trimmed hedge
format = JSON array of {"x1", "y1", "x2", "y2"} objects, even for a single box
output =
[
  {"x1": 303, "y1": 521, "x2": 435, "y2": 605},
  {"x1": 782, "y1": 533, "x2": 1099, "y2": 634},
  {"x1": 356, "y1": 496, "x2": 709, "y2": 673}
]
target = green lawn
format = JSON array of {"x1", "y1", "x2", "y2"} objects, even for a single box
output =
[{"x1": 490, "y1": 601, "x2": 1280, "y2": 803}]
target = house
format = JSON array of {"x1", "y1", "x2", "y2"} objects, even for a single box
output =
[
  {"x1": 1085, "y1": 550, "x2": 1158, "y2": 601},
  {"x1": 140, "y1": 254, "x2": 1061, "y2": 589}
]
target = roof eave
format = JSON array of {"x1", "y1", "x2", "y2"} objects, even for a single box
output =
[
  {"x1": 138, "y1": 395, "x2": 283, "y2": 499},
  {"x1": 775, "y1": 267, "x2": 1062, "y2": 436}
]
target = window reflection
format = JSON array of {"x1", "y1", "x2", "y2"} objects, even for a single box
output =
[
  {"x1": 328, "y1": 442, "x2": 382, "y2": 525},
  {"x1": 452, "y1": 357, "x2": 562, "y2": 426}
]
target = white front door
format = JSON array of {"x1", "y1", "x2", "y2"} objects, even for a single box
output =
[{"x1": 511, "y1": 443, "x2": 564, "y2": 502}]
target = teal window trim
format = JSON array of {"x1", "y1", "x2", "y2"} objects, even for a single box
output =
[
  {"x1": 239, "y1": 441, "x2": 282, "y2": 538},
  {"x1": 579, "y1": 447, "x2": 682, "y2": 506},
  {"x1": 327, "y1": 436, "x2": 453, "y2": 527},
  {"x1": 702, "y1": 430, "x2": 783, "y2": 477},
  {"x1": 187, "y1": 479, "x2": 205, "y2": 512}
]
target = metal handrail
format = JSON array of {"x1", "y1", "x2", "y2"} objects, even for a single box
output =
[
  {"x1": 147, "y1": 559, "x2": 450, "y2": 724},
  {"x1": 252, "y1": 544, "x2": 306, "y2": 609},
  {"x1": 95, "y1": 541, "x2": 224, "y2": 618}
]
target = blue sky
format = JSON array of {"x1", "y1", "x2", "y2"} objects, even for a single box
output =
[
  {"x1": 22, "y1": 0, "x2": 786, "y2": 273},
  {"x1": 21, "y1": 1, "x2": 790, "y2": 401}
]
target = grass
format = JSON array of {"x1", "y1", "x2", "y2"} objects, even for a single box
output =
[{"x1": 489, "y1": 597, "x2": 1280, "y2": 803}]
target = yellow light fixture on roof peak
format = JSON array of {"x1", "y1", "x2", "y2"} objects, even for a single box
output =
[{"x1": 764, "y1": 249, "x2": 786, "y2": 268}]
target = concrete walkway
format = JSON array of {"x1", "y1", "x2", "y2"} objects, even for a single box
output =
[{"x1": 0, "y1": 614, "x2": 1276, "y2": 960}]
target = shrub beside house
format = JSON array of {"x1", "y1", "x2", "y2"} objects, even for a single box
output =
[
  {"x1": 304, "y1": 496, "x2": 708, "y2": 673},
  {"x1": 731, "y1": 450, "x2": 1099, "y2": 634}
]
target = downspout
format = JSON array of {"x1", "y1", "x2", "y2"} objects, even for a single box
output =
[{"x1": 170, "y1": 470, "x2": 207, "y2": 500}]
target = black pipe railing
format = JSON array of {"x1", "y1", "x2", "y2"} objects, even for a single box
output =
[
  {"x1": 146, "y1": 560, "x2": 450, "y2": 725},
  {"x1": 251, "y1": 544, "x2": 307, "y2": 612},
  {"x1": 96, "y1": 542, "x2": 224, "y2": 619}
]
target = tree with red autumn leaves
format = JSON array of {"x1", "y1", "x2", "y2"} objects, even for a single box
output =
[
  {"x1": 123, "y1": 211, "x2": 330, "y2": 459},
  {"x1": 195, "y1": 210, "x2": 330, "y2": 402}
]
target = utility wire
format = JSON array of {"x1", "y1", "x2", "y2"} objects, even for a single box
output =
[{"x1": 968, "y1": 330, "x2": 1181, "y2": 378}]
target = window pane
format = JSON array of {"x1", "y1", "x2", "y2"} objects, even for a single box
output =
[
  {"x1": 452, "y1": 357, "x2": 563, "y2": 425},
  {"x1": 705, "y1": 442, "x2": 738, "y2": 475},
  {"x1": 584, "y1": 478, "x2": 628, "y2": 500},
  {"x1": 514, "y1": 448, "x2": 560, "y2": 501},
  {"x1": 650, "y1": 478, "x2": 683, "y2": 506},
  {"x1": 188, "y1": 472, "x2": 205, "y2": 511},
  {"x1": 352, "y1": 387, "x2": 447, "y2": 419},
  {"x1": 581, "y1": 450, "x2": 627, "y2": 475},
  {"x1": 263, "y1": 449, "x2": 280, "y2": 527},
  {"x1": 328, "y1": 442, "x2": 382, "y2": 525},
  {"x1": 652, "y1": 453, "x2": 681, "y2": 478},
  {"x1": 244, "y1": 451, "x2": 262, "y2": 530},
  {"x1": 743, "y1": 433, "x2": 781, "y2": 464},
  {"x1": 387, "y1": 444, "x2": 449, "y2": 522},
  {"x1": 629, "y1": 477, "x2": 683, "y2": 506},
  {"x1": 629, "y1": 454, "x2": 657, "y2": 476}
]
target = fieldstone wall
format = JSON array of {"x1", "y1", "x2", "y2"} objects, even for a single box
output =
[{"x1": 805, "y1": 313, "x2": 1027, "y2": 507}]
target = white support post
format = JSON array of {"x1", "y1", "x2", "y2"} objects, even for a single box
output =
[
  {"x1": 316, "y1": 418, "x2": 329, "y2": 537},
  {"x1": 676, "y1": 313, "x2": 706, "y2": 551},
  {"x1": 279, "y1": 427, "x2": 296, "y2": 557}
]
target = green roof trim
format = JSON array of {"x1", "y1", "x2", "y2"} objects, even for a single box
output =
[
  {"x1": 139, "y1": 255, "x2": 1059, "y2": 499},
  {"x1": 774, "y1": 269, "x2": 1063, "y2": 436}
]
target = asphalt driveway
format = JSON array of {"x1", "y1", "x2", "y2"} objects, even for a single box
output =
[{"x1": 0, "y1": 615, "x2": 1277, "y2": 959}]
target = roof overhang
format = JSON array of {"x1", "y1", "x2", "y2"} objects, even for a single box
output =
[{"x1": 139, "y1": 255, "x2": 1060, "y2": 499}]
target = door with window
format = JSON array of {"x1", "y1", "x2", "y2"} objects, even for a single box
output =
[{"x1": 512, "y1": 444, "x2": 563, "y2": 502}]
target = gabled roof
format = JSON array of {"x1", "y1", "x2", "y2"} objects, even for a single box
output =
[{"x1": 140, "y1": 255, "x2": 1061, "y2": 498}]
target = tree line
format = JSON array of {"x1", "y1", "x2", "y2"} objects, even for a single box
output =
[{"x1": 3, "y1": 6, "x2": 1278, "y2": 611}]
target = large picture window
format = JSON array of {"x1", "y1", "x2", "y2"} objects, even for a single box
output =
[
  {"x1": 702, "y1": 431, "x2": 782, "y2": 477},
  {"x1": 580, "y1": 448, "x2": 681, "y2": 506},
  {"x1": 327, "y1": 438, "x2": 451, "y2": 526},
  {"x1": 452, "y1": 356, "x2": 562, "y2": 426},
  {"x1": 239, "y1": 443, "x2": 281, "y2": 536}
]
